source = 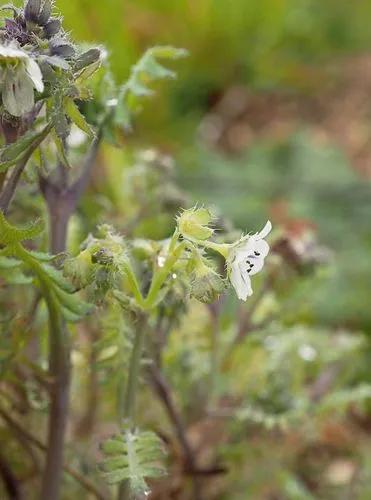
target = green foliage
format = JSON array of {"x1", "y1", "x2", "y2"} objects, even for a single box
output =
[
  {"x1": 0, "y1": 213, "x2": 92, "y2": 322},
  {"x1": 114, "y1": 45, "x2": 188, "y2": 130},
  {"x1": 0, "y1": 210, "x2": 44, "y2": 245},
  {"x1": 99, "y1": 427, "x2": 166, "y2": 495}
]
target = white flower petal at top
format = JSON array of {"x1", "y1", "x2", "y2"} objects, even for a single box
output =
[
  {"x1": 0, "y1": 44, "x2": 44, "y2": 116},
  {"x1": 227, "y1": 221, "x2": 272, "y2": 301}
]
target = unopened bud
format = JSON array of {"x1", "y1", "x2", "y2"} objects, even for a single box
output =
[
  {"x1": 43, "y1": 19, "x2": 61, "y2": 38},
  {"x1": 177, "y1": 207, "x2": 214, "y2": 241},
  {"x1": 50, "y1": 39, "x2": 75, "y2": 58},
  {"x1": 74, "y1": 48, "x2": 101, "y2": 72},
  {"x1": 92, "y1": 248, "x2": 114, "y2": 266},
  {"x1": 64, "y1": 249, "x2": 94, "y2": 288},
  {"x1": 24, "y1": 0, "x2": 41, "y2": 22},
  {"x1": 191, "y1": 261, "x2": 225, "y2": 303},
  {"x1": 37, "y1": 0, "x2": 52, "y2": 25}
]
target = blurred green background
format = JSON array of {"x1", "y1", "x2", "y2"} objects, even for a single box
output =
[{"x1": 54, "y1": 0, "x2": 371, "y2": 330}]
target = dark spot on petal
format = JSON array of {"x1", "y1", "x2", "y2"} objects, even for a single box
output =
[{"x1": 254, "y1": 251, "x2": 260, "y2": 256}]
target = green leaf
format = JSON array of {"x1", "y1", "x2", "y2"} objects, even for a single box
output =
[
  {"x1": 41, "y1": 263, "x2": 75, "y2": 293},
  {"x1": 64, "y1": 98, "x2": 95, "y2": 138},
  {"x1": 0, "y1": 212, "x2": 44, "y2": 246},
  {"x1": 52, "y1": 286, "x2": 93, "y2": 319},
  {"x1": 0, "y1": 256, "x2": 22, "y2": 269},
  {"x1": 53, "y1": 132, "x2": 71, "y2": 168},
  {"x1": 99, "y1": 427, "x2": 166, "y2": 496},
  {"x1": 74, "y1": 48, "x2": 101, "y2": 73},
  {"x1": 115, "y1": 45, "x2": 188, "y2": 130},
  {"x1": 0, "y1": 125, "x2": 51, "y2": 171}
]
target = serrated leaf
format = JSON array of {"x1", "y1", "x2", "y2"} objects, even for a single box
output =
[
  {"x1": 74, "y1": 48, "x2": 101, "y2": 73},
  {"x1": 41, "y1": 263, "x2": 75, "y2": 293},
  {"x1": 53, "y1": 132, "x2": 71, "y2": 168},
  {"x1": 100, "y1": 437, "x2": 128, "y2": 455},
  {"x1": 0, "y1": 256, "x2": 21, "y2": 269},
  {"x1": 99, "y1": 427, "x2": 166, "y2": 496},
  {"x1": 52, "y1": 286, "x2": 93, "y2": 318},
  {"x1": 0, "y1": 212, "x2": 44, "y2": 246},
  {"x1": 0, "y1": 268, "x2": 33, "y2": 285},
  {"x1": 0, "y1": 125, "x2": 51, "y2": 171},
  {"x1": 27, "y1": 250, "x2": 58, "y2": 262},
  {"x1": 75, "y1": 58, "x2": 101, "y2": 84},
  {"x1": 64, "y1": 98, "x2": 95, "y2": 138}
]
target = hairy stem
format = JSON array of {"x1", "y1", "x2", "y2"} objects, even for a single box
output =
[
  {"x1": 0, "y1": 124, "x2": 51, "y2": 214},
  {"x1": 118, "y1": 314, "x2": 147, "y2": 500},
  {"x1": 40, "y1": 280, "x2": 70, "y2": 500},
  {"x1": 39, "y1": 131, "x2": 102, "y2": 500}
]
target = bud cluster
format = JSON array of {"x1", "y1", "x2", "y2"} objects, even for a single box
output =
[
  {"x1": 0, "y1": 0, "x2": 101, "y2": 117},
  {"x1": 64, "y1": 225, "x2": 129, "y2": 303}
]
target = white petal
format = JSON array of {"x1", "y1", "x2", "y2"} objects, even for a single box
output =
[
  {"x1": 0, "y1": 45, "x2": 27, "y2": 60},
  {"x1": 256, "y1": 220, "x2": 272, "y2": 240},
  {"x1": 252, "y1": 239, "x2": 270, "y2": 259},
  {"x1": 247, "y1": 257, "x2": 265, "y2": 276},
  {"x1": 230, "y1": 262, "x2": 252, "y2": 301},
  {"x1": 3, "y1": 68, "x2": 34, "y2": 116},
  {"x1": 25, "y1": 58, "x2": 44, "y2": 92}
]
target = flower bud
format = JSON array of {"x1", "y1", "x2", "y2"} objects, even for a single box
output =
[
  {"x1": 92, "y1": 248, "x2": 114, "y2": 266},
  {"x1": 74, "y1": 48, "x2": 101, "y2": 72},
  {"x1": 50, "y1": 39, "x2": 75, "y2": 58},
  {"x1": 177, "y1": 207, "x2": 214, "y2": 241},
  {"x1": 191, "y1": 260, "x2": 225, "y2": 303},
  {"x1": 24, "y1": 0, "x2": 41, "y2": 22},
  {"x1": 64, "y1": 249, "x2": 94, "y2": 289},
  {"x1": 43, "y1": 19, "x2": 61, "y2": 38},
  {"x1": 37, "y1": 0, "x2": 52, "y2": 25}
]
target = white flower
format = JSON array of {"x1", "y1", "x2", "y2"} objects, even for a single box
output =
[
  {"x1": 227, "y1": 221, "x2": 272, "y2": 301},
  {"x1": 0, "y1": 44, "x2": 44, "y2": 116}
]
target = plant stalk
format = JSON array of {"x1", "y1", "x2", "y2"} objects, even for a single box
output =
[
  {"x1": 118, "y1": 314, "x2": 147, "y2": 500},
  {"x1": 40, "y1": 274, "x2": 70, "y2": 500},
  {"x1": 39, "y1": 132, "x2": 102, "y2": 500}
]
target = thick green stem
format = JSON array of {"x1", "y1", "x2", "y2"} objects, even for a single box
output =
[
  {"x1": 118, "y1": 314, "x2": 147, "y2": 500},
  {"x1": 144, "y1": 241, "x2": 186, "y2": 309}
]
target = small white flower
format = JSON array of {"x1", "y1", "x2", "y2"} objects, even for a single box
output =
[
  {"x1": 0, "y1": 44, "x2": 44, "y2": 116},
  {"x1": 227, "y1": 221, "x2": 272, "y2": 301}
]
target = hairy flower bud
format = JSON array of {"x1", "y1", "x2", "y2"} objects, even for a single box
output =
[
  {"x1": 24, "y1": 0, "x2": 42, "y2": 23},
  {"x1": 50, "y1": 39, "x2": 75, "y2": 58},
  {"x1": 64, "y1": 249, "x2": 95, "y2": 289},
  {"x1": 74, "y1": 48, "x2": 101, "y2": 72},
  {"x1": 43, "y1": 18, "x2": 61, "y2": 38},
  {"x1": 37, "y1": 0, "x2": 52, "y2": 25},
  {"x1": 177, "y1": 207, "x2": 214, "y2": 241},
  {"x1": 92, "y1": 248, "x2": 114, "y2": 266},
  {"x1": 191, "y1": 259, "x2": 225, "y2": 303}
]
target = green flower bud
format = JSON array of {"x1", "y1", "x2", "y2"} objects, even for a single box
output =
[
  {"x1": 64, "y1": 249, "x2": 94, "y2": 288},
  {"x1": 177, "y1": 207, "x2": 214, "y2": 241},
  {"x1": 92, "y1": 248, "x2": 114, "y2": 266},
  {"x1": 191, "y1": 260, "x2": 225, "y2": 303}
]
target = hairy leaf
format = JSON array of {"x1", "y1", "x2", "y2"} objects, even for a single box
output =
[{"x1": 99, "y1": 427, "x2": 166, "y2": 496}]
